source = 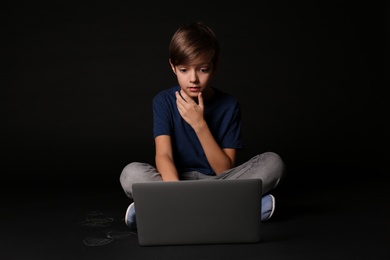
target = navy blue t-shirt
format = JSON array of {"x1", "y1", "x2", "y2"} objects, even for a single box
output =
[{"x1": 153, "y1": 86, "x2": 243, "y2": 175}]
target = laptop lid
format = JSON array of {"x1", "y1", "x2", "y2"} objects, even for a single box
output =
[{"x1": 132, "y1": 178, "x2": 263, "y2": 246}]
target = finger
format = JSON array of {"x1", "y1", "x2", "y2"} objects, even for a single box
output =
[
  {"x1": 178, "y1": 90, "x2": 188, "y2": 103},
  {"x1": 198, "y1": 92, "x2": 204, "y2": 110},
  {"x1": 175, "y1": 92, "x2": 186, "y2": 113},
  {"x1": 175, "y1": 91, "x2": 185, "y2": 106}
]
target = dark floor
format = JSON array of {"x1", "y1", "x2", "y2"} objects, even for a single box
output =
[{"x1": 1, "y1": 165, "x2": 389, "y2": 260}]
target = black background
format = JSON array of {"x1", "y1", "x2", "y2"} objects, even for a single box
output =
[
  {"x1": 2, "y1": 1, "x2": 389, "y2": 191},
  {"x1": 1, "y1": 1, "x2": 389, "y2": 259}
]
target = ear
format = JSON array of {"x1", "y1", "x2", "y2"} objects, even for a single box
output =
[{"x1": 169, "y1": 59, "x2": 176, "y2": 74}]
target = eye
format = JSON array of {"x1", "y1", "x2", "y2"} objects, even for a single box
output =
[
  {"x1": 200, "y1": 68, "x2": 210, "y2": 73},
  {"x1": 178, "y1": 68, "x2": 187, "y2": 73}
]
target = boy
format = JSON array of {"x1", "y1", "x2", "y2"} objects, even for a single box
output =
[{"x1": 120, "y1": 21, "x2": 285, "y2": 229}]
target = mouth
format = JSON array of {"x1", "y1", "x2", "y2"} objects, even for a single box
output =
[{"x1": 188, "y1": 86, "x2": 201, "y2": 92}]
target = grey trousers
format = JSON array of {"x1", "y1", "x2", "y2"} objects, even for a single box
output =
[{"x1": 120, "y1": 152, "x2": 286, "y2": 199}]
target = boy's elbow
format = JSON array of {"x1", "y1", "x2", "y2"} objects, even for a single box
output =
[{"x1": 215, "y1": 161, "x2": 234, "y2": 175}]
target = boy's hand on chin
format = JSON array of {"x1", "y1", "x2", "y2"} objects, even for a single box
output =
[{"x1": 176, "y1": 90, "x2": 205, "y2": 129}]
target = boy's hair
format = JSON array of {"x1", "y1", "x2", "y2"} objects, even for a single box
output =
[{"x1": 169, "y1": 21, "x2": 219, "y2": 70}]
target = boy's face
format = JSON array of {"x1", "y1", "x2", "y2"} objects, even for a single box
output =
[{"x1": 170, "y1": 57, "x2": 215, "y2": 101}]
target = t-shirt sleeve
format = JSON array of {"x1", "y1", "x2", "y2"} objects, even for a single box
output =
[
  {"x1": 153, "y1": 93, "x2": 172, "y2": 138},
  {"x1": 220, "y1": 101, "x2": 244, "y2": 149}
]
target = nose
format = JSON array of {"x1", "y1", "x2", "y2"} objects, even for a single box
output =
[{"x1": 189, "y1": 70, "x2": 199, "y2": 83}]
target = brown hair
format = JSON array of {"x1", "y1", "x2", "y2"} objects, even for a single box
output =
[{"x1": 169, "y1": 21, "x2": 219, "y2": 70}]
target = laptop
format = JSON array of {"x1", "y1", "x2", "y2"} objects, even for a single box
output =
[{"x1": 132, "y1": 178, "x2": 263, "y2": 246}]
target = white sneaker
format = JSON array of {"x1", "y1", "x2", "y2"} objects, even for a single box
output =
[
  {"x1": 261, "y1": 194, "x2": 275, "y2": 221},
  {"x1": 125, "y1": 202, "x2": 137, "y2": 229}
]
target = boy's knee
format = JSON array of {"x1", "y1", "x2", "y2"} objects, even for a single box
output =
[
  {"x1": 120, "y1": 162, "x2": 139, "y2": 184},
  {"x1": 263, "y1": 152, "x2": 286, "y2": 180},
  {"x1": 120, "y1": 162, "x2": 142, "y2": 198}
]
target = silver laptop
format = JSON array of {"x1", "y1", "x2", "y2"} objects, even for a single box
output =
[{"x1": 132, "y1": 178, "x2": 263, "y2": 246}]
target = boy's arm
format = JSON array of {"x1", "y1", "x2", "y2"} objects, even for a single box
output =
[
  {"x1": 155, "y1": 135, "x2": 180, "y2": 181},
  {"x1": 193, "y1": 122, "x2": 236, "y2": 174},
  {"x1": 176, "y1": 91, "x2": 235, "y2": 174}
]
